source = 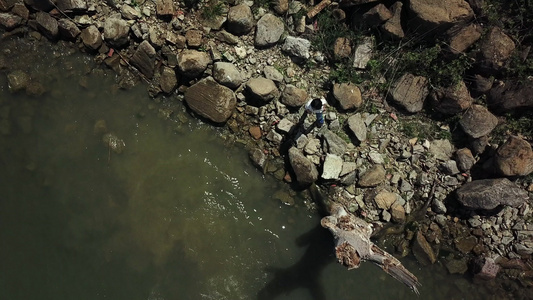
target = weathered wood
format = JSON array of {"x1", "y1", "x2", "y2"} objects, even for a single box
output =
[
  {"x1": 306, "y1": 0, "x2": 331, "y2": 19},
  {"x1": 321, "y1": 203, "x2": 421, "y2": 294}
]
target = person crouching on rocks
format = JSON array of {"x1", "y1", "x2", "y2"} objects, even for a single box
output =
[{"x1": 300, "y1": 97, "x2": 328, "y2": 131}]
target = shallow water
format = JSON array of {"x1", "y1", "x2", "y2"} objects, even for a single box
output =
[{"x1": 0, "y1": 38, "x2": 498, "y2": 300}]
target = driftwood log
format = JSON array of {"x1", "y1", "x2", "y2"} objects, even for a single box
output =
[{"x1": 321, "y1": 203, "x2": 421, "y2": 294}]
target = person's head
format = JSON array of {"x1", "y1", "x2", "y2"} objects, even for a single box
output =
[{"x1": 311, "y1": 98, "x2": 322, "y2": 110}]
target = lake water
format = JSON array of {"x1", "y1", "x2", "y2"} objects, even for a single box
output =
[{"x1": 0, "y1": 37, "x2": 501, "y2": 300}]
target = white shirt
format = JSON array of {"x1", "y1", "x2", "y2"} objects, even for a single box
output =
[{"x1": 304, "y1": 98, "x2": 327, "y2": 113}]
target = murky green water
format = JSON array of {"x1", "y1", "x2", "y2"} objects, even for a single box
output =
[{"x1": 0, "y1": 38, "x2": 500, "y2": 300}]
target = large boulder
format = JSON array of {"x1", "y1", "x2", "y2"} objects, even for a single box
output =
[
  {"x1": 456, "y1": 178, "x2": 529, "y2": 210},
  {"x1": 320, "y1": 129, "x2": 348, "y2": 156},
  {"x1": 177, "y1": 49, "x2": 211, "y2": 78},
  {"x1": 184, "y1": 77, "x2": 237, "y2": 124},
  {"x1": 35, "y1": 11, "x2": 58, "y2": 40},
  {"x1": 487, "y1": 80, "x2": 533, "y2": 113},
  {"x1": 478, "y1": 27, "x2": 515, "y2": 73},
  {"x1": 458, "y1": 104, "x2": 498, "y2": 139},
  {"x1": 255, "y1": 13, "x2": 284, "y2": 48},
  {"x1": 103, "y1": 16, "x2": 130, "y2": 48},
  {"x1": 80, "y1": 25, "x2": 102, "y2": 51},
  {"x1": 280, "y1": 85, "x2": 308, "y2": 108},
  {"x1": 493, "y1": 136, "x2": 533, "y2": 176},
  {"x1": 429, "y1": 81, "x2": 473, "y2": 115},
  {"x1": 131, "y1": 40, "x2": 157, "y2": 79},
  {"x1": 226, "y1": 4, "x2": 254, "y2": 35},
  {"x1": 288, "y1": 147, "x2": 318, "y2": 185},
  {"x1": 388, "y1": 73, "x2": 429, "y2": 113},
  {"x1": 406, "y1": 0, "x2": 474, "y2": 38},
  {"x1": 333, "y1": 82, "x2": 363, "y2": 111}
]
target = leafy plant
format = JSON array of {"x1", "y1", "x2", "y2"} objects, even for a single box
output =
[{"x1": 201, "y1": 0, "x2": 225, "y2": 20}]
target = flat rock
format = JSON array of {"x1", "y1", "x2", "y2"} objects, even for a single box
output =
[
  {"x1": 131, "y1": 40, "x2": 156, "y2": 79},
  {"x1": 288, "y1": 147, "x2": 318, "y2": 185},
  {"x1": 255, "y1": 13, "x2": 284, "y2": 48},
  {"x1": 333, "y1": 82, "x2": 362, "y2": 110},
  {"x1": 177, "y1": 49, "x2": 211, "y2": 78},
  {"x1": 459, "y1": 104, "x2": 498, "y2": 139},
  {"x1": 184, "y1": 77, "x2": 237, "y2": 124},
  {"x1": 280, "y1": 85, "x2": 307, "y2": 108},
  {"x1": 456, "y1": 178, "x2": 529, "y2": 210},
  {"x1": 388, "y1": 73, "x2": 428, "y2": 113},
  {"x1": 358, "y1": 164, "x2": 385, "y2": 187},
  {"x1": 322, "y1": 154, "x2": 343, "y2": 180}
]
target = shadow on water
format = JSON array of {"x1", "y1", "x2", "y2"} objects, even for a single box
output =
[{"x1": 257, "y1": 224, "x2": 334, "y2": 300}]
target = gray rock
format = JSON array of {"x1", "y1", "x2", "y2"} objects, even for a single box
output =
[
  {"x1": 0, "y1": 12, "x2": 22, "y2": 30},
  {"x1": 459, "y1": 104, "x2": 498, "y2": 139},
  {"x1": 184, "y1": 77, "x2": 236, "y2": 123},
  {"x1": 429, "y1": 81, "x2": 474, "y2": 115},
  {"x1": 7, "y1": 70, "x2": 29, "y2": 92},
  {"x1": 288, "y1": 147, "x2": 318, "y2": 185},
  {"x1": 362, "y1": 3, "x2": 392, "y2": 27},
  {"x1": 321, "y1": 154, "x2": 343, "y2": 180},
  {"x1": 479, "y1": 27, "x2": 515, "y2": 72},
  {"x1": 282, "y1": 36, "x2": 311, "y2": 59},
  {"x1": 448, "y1": 23, "x2": 482, "y2": 54},
  {"x1": 320, "y1": 129, "x2": 347, "y2": 156},
  {"x1": 156, "y1": 0, "x2": 174, "y2": 17},
  {"x1": 441, "y1": 160, "x2": 460, "y2": 175},
  {"x1": 245, "y1": 77, "x2": 280, "y2": 104},
  {"x1": 432, "y1": 198, "x2": 447, "y2": 214},
  {"x1": 81, "y1": 25, "x2": 102, "y2": 51},
  {"x1": 429, "y1": 139, "x2": 454, "y2": 161},
  {"x1": 103, "y1": 16, "x2": 130, "y2": 48},
  {"x1": 0, "y1": 0, "x2": 18, "y2": 11},
  {"x1": 266, "y1": 129, "x2": 283, "y2": 144},
  {"x1": 487, "y1": 80, "x2": 533, "y2": 113},
  {"x1": 446, "y1": 258, "x2": 469, "y2": 274},
  {"x1": 121, "y1": 4, "x2": 142, "y2": 20},
  {"x1": 471, "y1": 257, "x2": 500, "y2": 280},
  {"x1": 56, "y1": 0, "x2": 87, "y2": 12},
  {"x1": 456, "y1": 178, "x2": 529, "y2": 210},
  {"x1": 374, "y1": 191, "x2": 397, "y2": 210},
  {"x1": 177, "y1": 49, "x2": 211, "y2": 78},
  {"x1": 35, "y1": 11, "x2": 58, "y2": 40},
  {"x1": 382, "y1": 209, "x2": 392, "y2": 222},
  {"x1": 352, "y1": 37, "x2": 374, "y2": 69},
  {"x1": 213, "y1": 62, "x2": 244, "y2": 89},
  {"x1": 131, "y1": 40, "x2": 156, "y2": 79},
  {"x1": 493, "y1": 135, "x2": 533, "y2": 176},
  {"x1": 214, "y1": 30, "x2": 240, "y2": 45},
  {"x1": 280, "y1": 85, "x2": 307, "y2": 108},
  {"x1": 455, "y1": 148, "x2": 475, "y2": 172},
  {"x1": 412, "y1": 231, "x2": 437, "y2": 265},
  {"x1": 333, "y1": 82, "x2": 362, "y2": 110},
  {"x1": 277, "y1": 118, "x2": 294, "y2": 133},
  {"x1": 347, "y1": 113, "x2": 367, "y2": 143},
  {"x1": 159, "y1": 66, "x2": 177, "y2": 94},
  {"x1": 57, "y1": 18, "x2": 80, "y2": 40},
  {"x1": 227, "y1": 4, "x2": 254, "y2": 35},
  {"x1": 380, "y1": 1, "x2": 404, "y2": 40},
  {"x1": 255, "y1": 13, "x2": 284, "y2": 47},
  {"x1": 249, "y1": 148, "x2": 267, "y2": 172},
  {"x1": 263, "y1": 66, "x2": 284, "y2": 83},
  {"x1": 358, "y1": 164, "x2": 386, "y2": 187},
  {"x1": 390, "y1": 202, "x2": 406, "y2": 223},
  {"x1": 388, "y1": 73, "x2": 429, "y2": 113}
]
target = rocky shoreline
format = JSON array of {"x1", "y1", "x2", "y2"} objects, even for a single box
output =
[{"x1": 1, "y1": 0, "x2": 533, "y2": 297}]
